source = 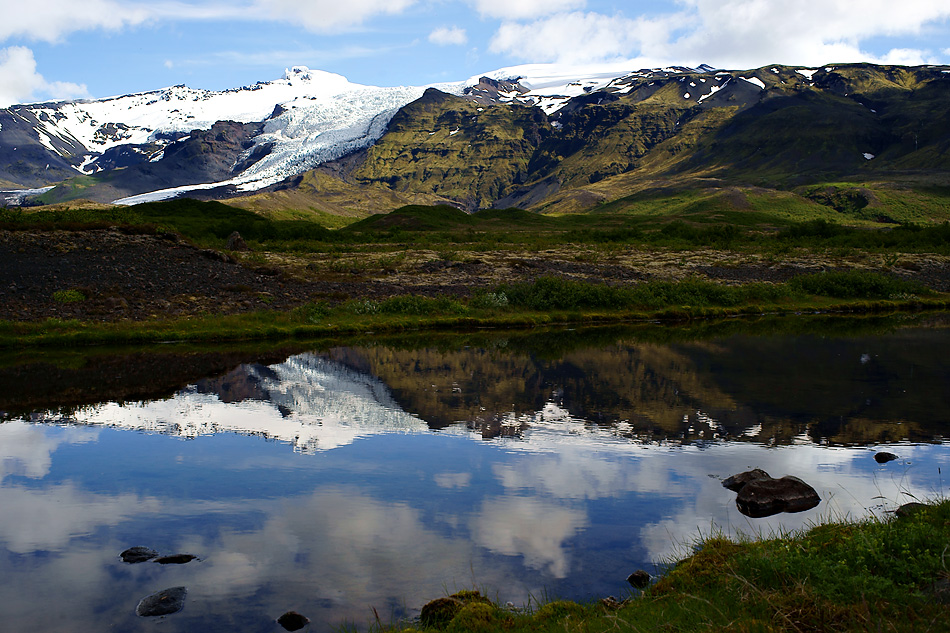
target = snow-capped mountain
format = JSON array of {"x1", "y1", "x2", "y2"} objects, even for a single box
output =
[
  {"x1": 6, "y1": 61, "x2": 948, "y2": 210},
  {"x1": 0, "y1": 63, "x2": 712, "y2": 204}
]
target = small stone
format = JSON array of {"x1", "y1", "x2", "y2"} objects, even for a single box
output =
[
  {"x1": 626, "y1": 570, "x2": 651, "y2": 589},
  {"x1": 120, "y1": 546, "x2": 158, "y2": 564},
  {"x1": 874, "y1": 452, "x2": 898, "y2": 464},
  {"x1": 277, "y1": 611, "x2": 310, "y2": 631},
  {"x1": 135, "y1": 587, "x2": 186, "y2": 617},
  {"x1": 154, "y1": 554, "x2": 197, "y2": 565}
]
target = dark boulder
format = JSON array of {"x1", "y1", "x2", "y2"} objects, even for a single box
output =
[
  {"x1": 735, "y1": 475, "x2": 821, "y2": 518},
  {"x1": 277, "y1": 611, "x2": 310, "y2": 631},
  {"x1": 874, "y1": 451, "x2": 898, "y2": 464},
  {"x1": 895, "y1": 502, "x2": 928, "y2": 518},
  {"x1": 626, "y1": 570, "x2": 651, "y2": 589},
  {"x1": 135, "y1": 586, "x2": 187, "y2": 617},
  {"x1": 721, "y1": 468, "x2": 771, "y2": 492},
  {"x1": 120, "y1": 546, "x2": 158, "y2": 564}
]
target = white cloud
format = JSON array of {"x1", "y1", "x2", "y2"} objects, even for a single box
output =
[
  {"x1": 471, "y1": 0, "x2": 586, "y2": 20},
  {"x1": 0, "y1": 46, "x2": 89, "y2": 107},
  {"x1": 485, "y1": 0, "x2": 950, "y2": 70},
  {"x1": 429, "y1": 26, "x2": 468, "y2": 46},
  {"x1": 670, "y1": 0, "x2": 950, "y2": 68},
  {"x1": 0, "y1": 0, "x2": 151, "y2": 42},
  {"x1": 252, "y1": 0, "x2": 417, "y2": 32},
  {"x1": 489, "y1": 11, "x2": 676, "y2": 64}
]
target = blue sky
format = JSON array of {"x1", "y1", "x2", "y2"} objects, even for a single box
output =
[{"x1": 2, "y1": 0, "x2": 950, "y2": 106}]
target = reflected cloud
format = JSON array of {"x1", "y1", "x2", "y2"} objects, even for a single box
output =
[
  {"x1": 0, "y1": 421, "x2": 98, "y2": 481},
  {"x1": 0, "y1": 483, "x2": 160, "y2": 553},
  {"x1": 434, "y1": 472, "x2": 472, "y2": 488},
  {"x1": 469, "y1": 496, "x2": 588, "y2": 578}
]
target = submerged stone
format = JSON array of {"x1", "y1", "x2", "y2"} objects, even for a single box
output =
[
  {"x1": 135, "y1": 586, "x2": 187, "y2": 617},
  {"x1": 735, "y1": 475, "x2": 820, "y2": 518},
  {"x1": 120, "y1": 546, "x2": 158, "y2": 564},
  {"x1": 154, "y1": 554, "x2": 197, "y2": 565},
  {"x1": 277, "y1": 611, "x2": 310, "y2": 631}
]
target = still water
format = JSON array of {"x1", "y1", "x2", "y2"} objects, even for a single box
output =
[{"x1": 1, "y1": 316, "x2": 948, "y2": 631}]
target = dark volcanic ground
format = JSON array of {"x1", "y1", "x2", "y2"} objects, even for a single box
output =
[
  {"x1": 0, "y1": 229, "x2": 398, "y2": 321},
  {"x1": 2, "y1": 228, "x2": 949, "y2": 322}
]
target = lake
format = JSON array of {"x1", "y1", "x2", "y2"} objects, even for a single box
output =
[{"x1": 1, "y1": 315, "x2": 948, "y2": 632}]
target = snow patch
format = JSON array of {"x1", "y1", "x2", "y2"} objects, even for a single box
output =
[
  {"x1": 863, "y1": 153, "x2": 875, "y2": 160},
  {"x1": 739, "y1": 76, "x2": 766, "y2": 90},
  {"x1": 796, "y1": 69, "x2": 818, "y2": 80},
  {"x1": 683, "y1": 93, "x2": 690, "y2": 99}
]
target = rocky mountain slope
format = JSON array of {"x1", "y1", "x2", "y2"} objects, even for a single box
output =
[{"x1": 3, "y1": 63, "x2": 950, "y2": 215}]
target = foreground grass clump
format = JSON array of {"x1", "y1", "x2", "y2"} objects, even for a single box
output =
[{"x1": 395, "y1": 501, "x2": 950, "y2": 633}]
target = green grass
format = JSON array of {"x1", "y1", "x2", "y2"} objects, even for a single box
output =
[
  {"x1": 387, "y1": 500, "x2": 950, "y2": 633},
  {"x1": 2, "y1": 273, "x2": 947, "y2": 348}
]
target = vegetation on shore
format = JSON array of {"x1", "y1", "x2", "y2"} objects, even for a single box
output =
[
  {"x1": 2, "y1": 198, "x2": 950, "y2": 347},
  {"x1": 389, "y1": 500, "x2": 950, "y2": 633},
  {"x1": 2, "y1": 271, "x2": 947, "y2": 348}
]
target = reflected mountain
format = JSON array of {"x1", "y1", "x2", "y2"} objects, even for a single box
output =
[
  {"x1": 29, "y1": 353, "x2": 427, "y2": 452},
  {"x1": 6, "y1": 318, "x2": 950, "y2": 448}
]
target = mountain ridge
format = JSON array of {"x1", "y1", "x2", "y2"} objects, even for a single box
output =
[{"x1": 3, "y1": 62, "x2": 950, "y2": 219}]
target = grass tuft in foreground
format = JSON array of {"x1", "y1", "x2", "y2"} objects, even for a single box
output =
[{"x1": 390, "y1": 500, "x2": 950, "y2": 632}]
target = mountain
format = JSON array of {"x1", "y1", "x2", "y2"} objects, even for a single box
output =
[{"x1": 3, "y1": 62, "x2": 950, "y2": 217}]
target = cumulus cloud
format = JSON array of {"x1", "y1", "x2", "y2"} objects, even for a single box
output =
[
  {"x1": 471, "y1": 0, "x2": 586, "y2": 20},
  {"x1": 486, "y1": 0, "x2": 950, "y2": 69},
  {"x1": 0, "y1": 0, "x2": 151, "y2": 42},
  {"x1": 0, "y1": 46, "x2": 89, "y2": 107},
  {"x1": 252, "y1": 0, "x2": 417, "y2": 32},
  {"x1": 669, "y1": 0, "x2": 950, "y2": 68},
  {"x1": 429, "y1": 26, "x2": 468, "y2": 46},
  {"x1": 490, "y1": 11, "x2": 676, "y2": 64}
]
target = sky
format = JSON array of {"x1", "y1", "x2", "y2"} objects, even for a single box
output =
[{"x1": 1, "y1": 0, "x2": 950, "y2": 107}]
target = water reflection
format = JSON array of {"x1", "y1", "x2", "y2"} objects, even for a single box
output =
[{"x1": 1, "y1": 317, "x2": 948, "y2": 632}]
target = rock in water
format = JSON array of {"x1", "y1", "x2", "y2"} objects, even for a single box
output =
[
  {"x1": 226, "y1": 231, "x2": 249, "y2": 251},
  {"x1": 154, "y1": 554, "x2": 197, "y2": 565},
  {"x1": 735, "y1": 475, "x2": 820, "y2": 518},
  {"x1": 721, "y1": 468, "x2": 771, "y2": 492},
  {"x1": 874, "y1": 451, "x2": 898, "y2": 464},
  {"x1": 277, "y1": 611, "x2": 310, "y2": 631},
  {"x1": 135, "y1": 587, "x2": 187, "y2": 617},
  {"x1": 626, "y1": 570, "x2": 651, "y2": 589},
  {"x1": 120, "y1": 546, "x2": 158, "y2": 564}
]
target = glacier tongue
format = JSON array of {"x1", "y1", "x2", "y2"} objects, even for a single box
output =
[{"x1": 113, "y1": 79, "x2": 466, "y2": 205}]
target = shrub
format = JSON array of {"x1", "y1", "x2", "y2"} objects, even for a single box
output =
[
  {"x1": 52, "y1": 289, "x2": 86, "y2": 303},
  {"x1": 788, "y1": 270, "x2": 928, "y2": 299}
]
